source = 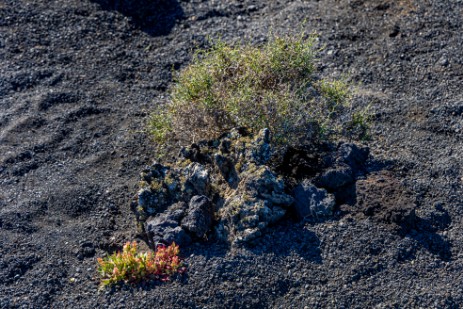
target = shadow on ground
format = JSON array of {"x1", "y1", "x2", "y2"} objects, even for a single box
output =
[
  {"x1": 248, "y1": 221, "x2": 323, "y2": 263},
  {"x1": 90, "y1": 0, "x2": 184, "y2": 36},
  {"x1": 401, "y1": 205, "x2": 452, "y2": 261}
]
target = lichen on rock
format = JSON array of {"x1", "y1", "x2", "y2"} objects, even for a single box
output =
[
  {"x1": 216, "y1": 163, "x2": 293, "y2": 244},
  {"x1": 132, "y1": 128, "x2": 370, "y2": 246}
]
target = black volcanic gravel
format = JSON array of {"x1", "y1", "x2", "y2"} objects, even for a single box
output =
[{"x1": 1, "y1": 0, "x2": 463, "y2": 308}]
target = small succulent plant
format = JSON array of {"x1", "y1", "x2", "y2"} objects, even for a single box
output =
[{"x1": 96, "y1": 241, "x2": 185, "y2": 289}]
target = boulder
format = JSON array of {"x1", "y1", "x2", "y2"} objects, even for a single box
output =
[
  {"x1": 144, "y1": 205, "x2": 191, "y2": 246},
  {"x1": 337, "y1": 143, "x2": 369, "y2": 175},
  {"x1": 317, "y1": 166, "x2": 354, "y2": 191},
  {"x1": 162, "y1": 226, "x2": 192, "y2": 246},
  {"x1": 181, "y1": 195, "x2": 213, "y2": 238}
]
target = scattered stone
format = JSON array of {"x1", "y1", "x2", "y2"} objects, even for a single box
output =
[
  {"x1": 76, "y1": 242, "x2": 95, "y2": 260},
  {"x1": 247, "y1": 5, "x2": 257, "y2": 12},
  {"x1": 438, "y1": 56, "x2": 449, "y2": 67}
]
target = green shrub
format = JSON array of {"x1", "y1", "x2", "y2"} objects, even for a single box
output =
[{"x1": 149, "y1": 33, "x2": 368, "y2": 148}]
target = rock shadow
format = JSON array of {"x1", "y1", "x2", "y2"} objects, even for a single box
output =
[
  {"x1": 356, "y1": 171, "x2": 452, "y2": 261},
  {"x1": 246, "y1": 221, "x2": 323, "y2": 263},
  {"x1": 91, "y1": 0, "x2": 184, "y2": 36},
  {"x1": 400, "y1": 205, "x2": 452, "y2": 261}
]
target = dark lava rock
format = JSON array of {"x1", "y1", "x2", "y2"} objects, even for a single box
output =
[
  {"x1": 181, "y1": 195, "x2": 213, "y2": 238},
  {"x1": 316, "y1": 143, "x2": 369, "y2": 191},
  {"x1": 293, "y1": 180, "x2": 335, "y2": 219},
  {"x1": 145, "y1": 213, "x2": 178, "y2": 235},
  {"x1": 144, "y1": 206, "x2": 191, "y2": 246},
  {"x1": 136, "y1": 132, "x2": 368, "y2": 246},
  {"x1": 337, "y1": 143, "x2": 369, "y2": 174},
  {"x1": 317, "y1": 166, "x2": 354, "y2": 191},
  {"x1": 137, "y1": 188, "x2": 160, "y2": 217},
  {"x1": 137, "y1": 129, "x2": 295, "y2": 245},
  {"x1": 162, "y1": 226, "x2": 192, "y2": 247},
  {"x1": 214, "y1": 153, "x2": 238, "y2": 185}
]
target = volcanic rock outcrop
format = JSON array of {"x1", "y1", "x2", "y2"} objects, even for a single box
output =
[{"x1": 133, "y1": 128, "x2": 370, "y2": 246}]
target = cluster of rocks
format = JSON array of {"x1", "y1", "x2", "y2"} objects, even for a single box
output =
[{"x1": 133, "y1": 128, "x2": 369, "y2": 246}]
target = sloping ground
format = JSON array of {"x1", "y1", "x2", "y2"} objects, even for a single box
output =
[{"x1": 1, "y1": 0, "x2": 463, "y2": 307}]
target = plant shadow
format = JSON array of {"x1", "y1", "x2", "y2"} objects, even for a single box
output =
[{"x1": 90, "y1": 0, "x2": 184, "y2": 36}]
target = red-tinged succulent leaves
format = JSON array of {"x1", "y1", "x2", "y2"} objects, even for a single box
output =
[{"x1": 97, "y1": 241, "x2": 185, "y2": 289}]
